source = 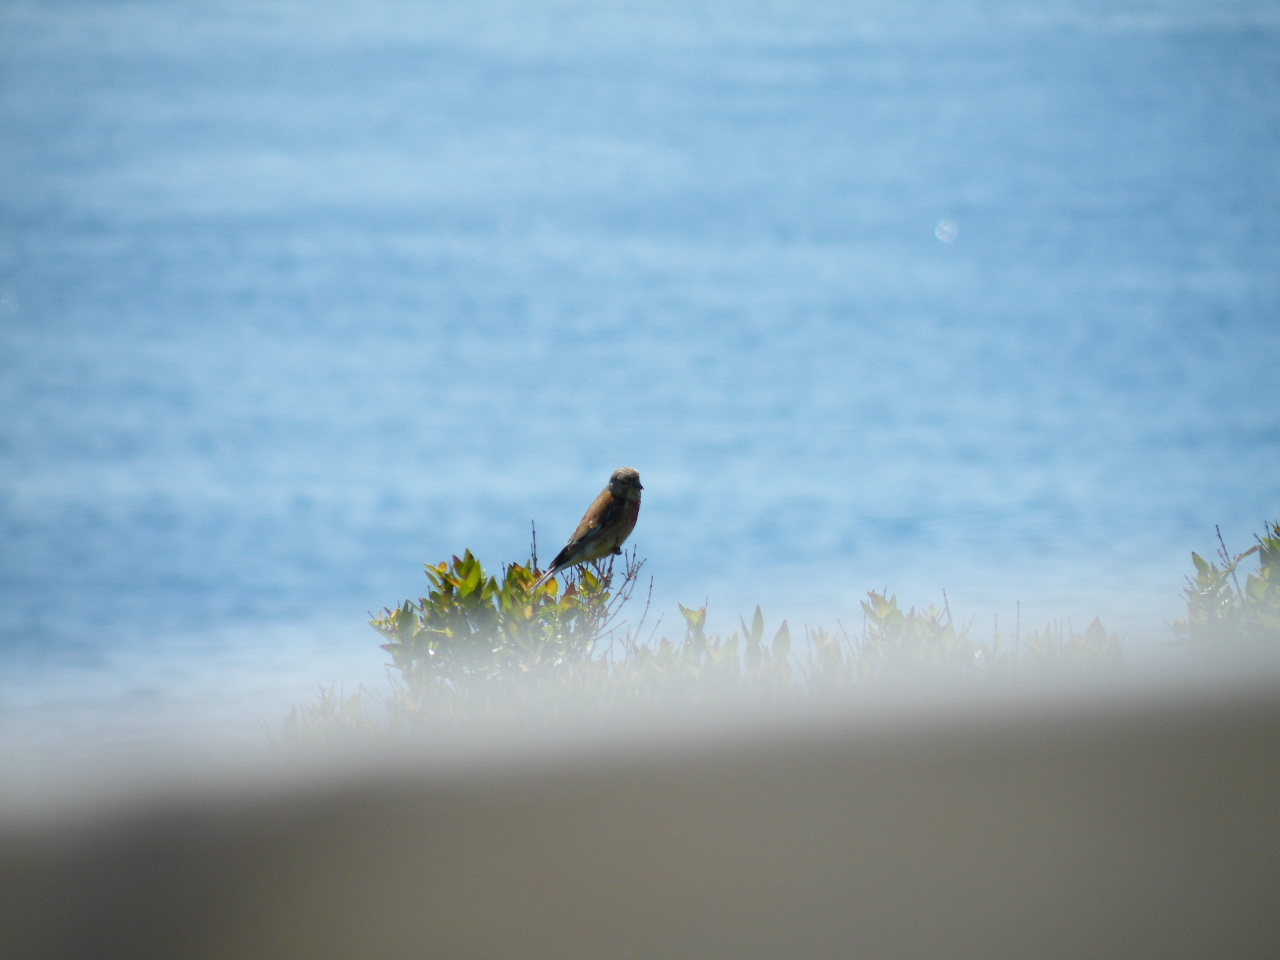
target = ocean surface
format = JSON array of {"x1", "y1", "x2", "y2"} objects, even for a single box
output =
[{"x1": 2, "y1": 0, "x2": 1279, "y2": 749}]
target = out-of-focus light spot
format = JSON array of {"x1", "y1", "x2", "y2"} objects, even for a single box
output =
[{"x1": 935, "y1": 220, "x2": 959, "y2": 243}]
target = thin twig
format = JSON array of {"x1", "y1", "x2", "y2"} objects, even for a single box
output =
[
  {"x1": 632, "y1": 575, "x2": 655, "y2": 639},
  {"x1": 643, "y1": 612, "x2": 666, "y2": 647},
  {"x1": 836, "y1": 618, "x2": 858, "y2": 659},
  {"x1": 1217, "y1": 525, "x2": 1246, "y2": 595}
]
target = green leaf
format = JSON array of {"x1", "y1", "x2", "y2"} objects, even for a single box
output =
[
  {"x1": 678, "y1": 603, "x2": 707, "y2": 632},
  {"x1": 773, "y1": 621, "x2": 791, "y2": 659},
  {"x1": 460, "y1": 562, "x2": 483, "y2": 598}
]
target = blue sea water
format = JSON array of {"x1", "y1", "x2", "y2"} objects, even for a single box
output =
[{"x1": 2, "y1": 0, "x2": 1279, "y2": 746}]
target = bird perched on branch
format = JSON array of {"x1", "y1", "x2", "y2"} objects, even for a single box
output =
[{"x1": 534, "y1": 467, "x2": 643, "y2": 590}]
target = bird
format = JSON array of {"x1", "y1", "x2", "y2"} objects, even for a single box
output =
[{"x1": 534, "y1": 467, "x2": 643, "y2": 590}]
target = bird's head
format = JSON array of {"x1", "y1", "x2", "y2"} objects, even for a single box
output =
[{"x1": 609, "y1": 466, "x2": 643, "y2": 499}]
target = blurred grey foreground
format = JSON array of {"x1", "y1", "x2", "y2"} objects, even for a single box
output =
[{"x1": 3, "y1": 667, "x2": 1279, "y2": 959}]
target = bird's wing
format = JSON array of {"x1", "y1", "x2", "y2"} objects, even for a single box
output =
[
  {"x1": 568, "y1": 487, "x2": 620, "y2": 544},
  {"x1": 546, "y1": 488, "x2": 620, "y2": 570}
]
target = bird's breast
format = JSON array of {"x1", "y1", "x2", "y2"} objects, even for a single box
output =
[{"x1": 621, "y1": 497, "x2": 641, "y2": 532}]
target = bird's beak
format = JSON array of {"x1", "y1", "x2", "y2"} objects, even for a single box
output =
[{"x1": 637, "y1": 482, "x2": 644, "y2": 490}]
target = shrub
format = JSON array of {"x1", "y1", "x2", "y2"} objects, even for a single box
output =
[
  {"x1": 286, "y1": 520, "x2": 1280, "y2": 743},
  {"x1": 283, "y1": 543, "x2": 1138, "y2": 744},
  {"x1": 1175, "y1": 521, "x2": 1280, "y2": 655},
  {"x1": 367, "y1": 549, "x2": 645, "y2": 727},
  {"x1": 278, "y1": 683, "x2": 380, "y2": 746}
]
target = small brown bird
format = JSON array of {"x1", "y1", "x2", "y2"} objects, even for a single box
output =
[{"x1": 534, "y1": 467, "x2": 643, "y2": 589}]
